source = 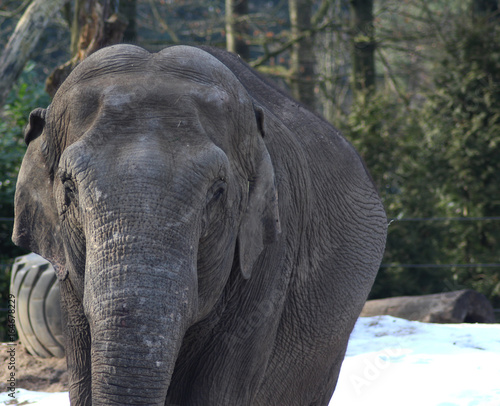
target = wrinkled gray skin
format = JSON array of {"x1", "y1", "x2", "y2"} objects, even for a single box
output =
[{"x1": 13, "y1": 45, "x2": 386, "y2": 406}]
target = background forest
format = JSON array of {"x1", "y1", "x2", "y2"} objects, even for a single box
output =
[{"x1": 1, "y1": 0, "x2": 499, "y2": 333}]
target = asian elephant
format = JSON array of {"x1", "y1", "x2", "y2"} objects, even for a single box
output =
[{"x1": 12, "y1": 44, "x2": 387, "y2": 406}]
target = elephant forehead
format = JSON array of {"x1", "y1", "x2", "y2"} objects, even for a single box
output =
[
  {"x1": 61, "y1": 45, "x2": 246, "y2": 105},
  {"x1": 63, "y1": 71, "x2": 231, "y2": 111},
  {"x1": 155, "y1": 46, "x2": 237, "y2": 84},
  {"x1": 57, "y1": 80, "x2": 246, "y2": 153},
  {"x1": 69, "y1": 44, "x2": 231, "y2": 84}
]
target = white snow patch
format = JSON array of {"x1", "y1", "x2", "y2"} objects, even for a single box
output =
[
  {"x1": 2, "y1": 316, "x2": 499, "y2": 406},
  {"x1": 0, "y1": 389, "x2": 69, "y2": 406},
  {"x1": 330, "y1": 316, "x2": 500, "y2": 406}
]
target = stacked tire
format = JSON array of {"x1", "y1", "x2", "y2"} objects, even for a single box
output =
[{"x1": 10, "y1": 253, "x2": 65, "y2": 358}]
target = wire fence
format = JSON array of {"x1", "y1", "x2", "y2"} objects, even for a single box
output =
[
  {"x1": 389, "y1": 216, "x2": 500, "y2": 222},
  {"x1": 5, "y1": 216, "x2": 500, "y2": 222},
  {"x1": 0, "y1": 217, "x2": 499, "y2": 317},
  {"x1": 383, "y1": 216, "x2": 500, "y2": 269},
  {"x1": 382, "y1": 263, "x2": 500, "y2": 268},
  {"x1": 2, "y1": 216, "x2": 500, "y2": 268},
  {"x1": 2, "y1": 216, "x2": 500, "y2": 270}
]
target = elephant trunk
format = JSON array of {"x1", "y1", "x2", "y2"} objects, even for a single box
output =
[
  {"x1": 84, "y1": 229, "x2": 198, "y2": 404},
  {"x1": 61, "y1": 133, "x2": 207, "y2": 403}
]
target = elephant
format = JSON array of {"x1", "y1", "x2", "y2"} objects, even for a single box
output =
[{"x1": 13, "y1": 44, "x2": 387, "y2": 406}]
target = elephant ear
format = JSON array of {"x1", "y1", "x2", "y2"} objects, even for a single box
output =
[
  {"x1": 238, "y1": 106, "x2": 281, "y2": 279},
  {"x1": 24, "y1": 107, "x2": 46, "y2": 145},
  {"x1": 13, "y1": 108, "x2": 67, "y2": 280}
]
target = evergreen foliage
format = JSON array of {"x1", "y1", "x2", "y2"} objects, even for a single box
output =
[
  {"x1": 343, "y1": 12, "x2": 500, "y2": 307},
  {"x1": 0, "y1": 1, "x2": 499, "y2": 326},
  {"x1": 421, "y1": 15, "x2": 500, "y2": 305}
]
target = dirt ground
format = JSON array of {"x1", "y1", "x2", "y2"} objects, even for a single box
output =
[{"x1": 1, "y1": 341, "x2": 68, "y2": 393}]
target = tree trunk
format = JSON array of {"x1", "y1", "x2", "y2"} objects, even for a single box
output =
[
  {"x1": 471, "y1": 0, "x2": 499, "y2": 16},
  {"x1": 350, "y1": 0, "x2": 375, "y2": 94},
  {"x1": 70, "y1": 0, "x2": 86, "y2": 58},
  {"x1": 0, "y1": 0, "x2": 67, "y2": 107},
  {"x1": 225, "y1": 0, "x2": 250, "y2": 60},
  {"x1": 120, "y1": 0, "x2": 137, "y2": 43},
  {"x1": 288, "y1": 0, "x2": 316, "y2": 110},
  {"x1": 46, "y1": 0, "x2": 128, "y2": 97}
]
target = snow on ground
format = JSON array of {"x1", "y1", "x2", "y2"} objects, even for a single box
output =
[
  {"x1": 330, "y1": 316, "x2": 500, "y2": 406},
  {"x1": 0, "y1": 388, "x2": 69, "y2": 405},
  {"x1": 2, "y1": 316, "x2": 499, "y2": 406}
]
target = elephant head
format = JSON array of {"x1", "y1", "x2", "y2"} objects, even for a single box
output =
[{"x1": 13, "y1": 45, "x2": 280, "y2": 404}]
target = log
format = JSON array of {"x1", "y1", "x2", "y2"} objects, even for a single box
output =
[
  {"x1": 0, "y1": 0, "x2": 67, "y2": 107},
  {"x1": 361, "y1": 290, "x2": 495, "y2": 323}
]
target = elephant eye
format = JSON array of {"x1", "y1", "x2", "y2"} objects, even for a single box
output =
[
  {"x1": 207, "y1": 179, "x2": 227, "y2": 204},
  {"x1": 62, "y1": 178, "x2": 78, "y2": 207}
]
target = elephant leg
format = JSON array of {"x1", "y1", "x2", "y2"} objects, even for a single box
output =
[
  {"x1": 167, "y1": 274, "x2": 286, "y2": 406},
  {"x1": 310, "y1": 347, "x2": 347, "y2": 406},
  {"x1": 254, "y1": 263, "x2": 360, "y2": 406},
  {"x1": 177, "y1": 331, "x2": 276, "y2": 405},
  {"x1": 255, "y1": 322, "x2": 349, "y2": 406},
  {"x1": 59, "y1": 278, "x2": 91, "y2": 406}
]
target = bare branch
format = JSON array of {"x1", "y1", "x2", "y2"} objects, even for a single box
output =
[
  {"x1": 312, "y1": 0, "x2": 332, "y2": 25},
  {"x1": 148, "y1": 0, "x2": 179, "y2": 43},
  {"x1": 376, "y1": 47, "x2": 410, "y2": 109},
  {"x1": 0, "y1": 0, "x2": 31, "y2": 18},
  {"x1": 250, "y1": 19, "x2": 339, "y2": 69}
]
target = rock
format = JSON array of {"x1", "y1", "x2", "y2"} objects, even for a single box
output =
[{"x1": 361, "y1": 290, "x2": 495, "y2": 323}]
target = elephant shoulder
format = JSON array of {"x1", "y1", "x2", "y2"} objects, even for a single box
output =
[
  {"x1": 196, "y1": 46, "x2": 297, "y2": 112},
  {"x1": 196, "y1": 46, "x2": 378, "y2": 194}
]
